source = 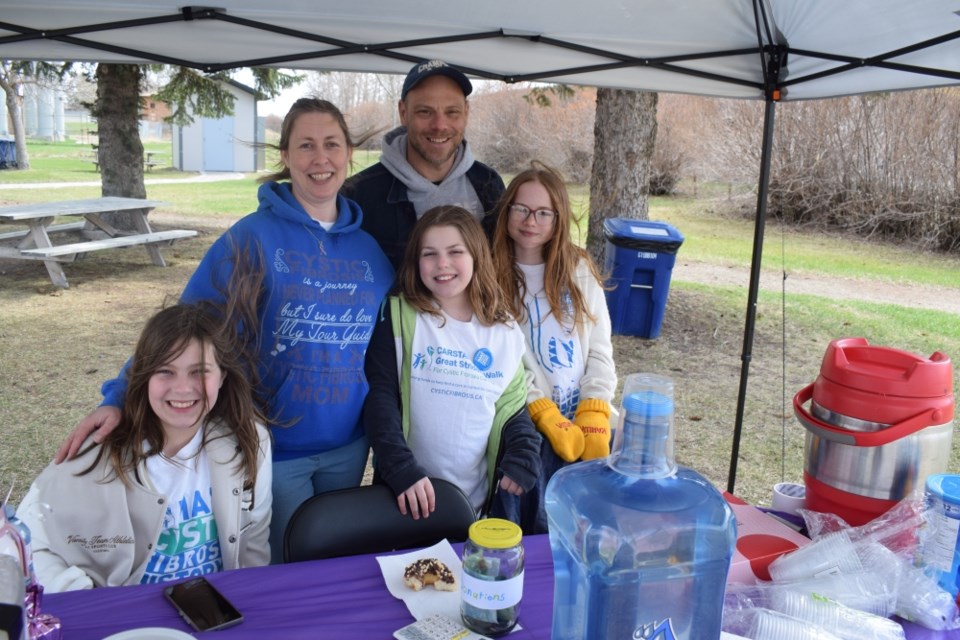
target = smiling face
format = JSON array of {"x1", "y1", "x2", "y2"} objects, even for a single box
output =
[
  {"x1": 148, "y1": 338, "x2": 224, "y2": 453},
  {"x1": 399, "y1": 75, "x2": 469, "y2": 182},
  {"x1": 507, "y1": 180, "x2": 557, "y2": 265},
  {"x1": 280, "y1": 111, "x2": 351, "y2": 221},
  {"x1": 418, "y1": 224, "x2": 475, "y2": 318}
]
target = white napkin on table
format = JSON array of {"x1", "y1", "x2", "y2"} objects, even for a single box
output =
[{"x1": 376, "y1": 539, "x2": 462, "y2": 622}]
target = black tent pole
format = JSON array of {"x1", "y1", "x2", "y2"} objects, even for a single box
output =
[{"x1": 726, "y1": 93, "x2": 777, "y2": 494}]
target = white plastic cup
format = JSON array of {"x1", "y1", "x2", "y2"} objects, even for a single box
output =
[
  {"x1": 767, "y1": 572, "x2": 893, "y2": 618},
  {"x1": 768, "y1": 530, "x2": 863, "y2": 582},
  {"x1": 770, "y1": 588, "x2": 908, "y2": 640},
  {"x1": 772, "y1": 482, "x2": 807, "y2": 516},
  {"x1": 749, "y1": 608, "x2": 841, "y2": 640}
]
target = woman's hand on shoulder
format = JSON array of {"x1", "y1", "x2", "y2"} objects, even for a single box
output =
[
  {"x1": 54, "y1": 406, "x2": 121, "y2": 464},
  {"x1": 398, "y1": 477, "x2": 436, "y2": 520}
]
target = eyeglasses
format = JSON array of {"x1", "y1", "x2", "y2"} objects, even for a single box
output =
[{"x1": 508, "y1": 204, "x2": 557, "y2": 225}]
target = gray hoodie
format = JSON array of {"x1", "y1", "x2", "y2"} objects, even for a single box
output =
[{"x1": 379, "y1": 127, "x2": 485, "y2": 219}]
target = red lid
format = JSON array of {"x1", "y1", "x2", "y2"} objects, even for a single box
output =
[
  {"x1": 820, "y1": 337, "x2": 953, "y2": 398},
  {"x1": 812, "y1": 337, "x2": 954, "y2": 425}
]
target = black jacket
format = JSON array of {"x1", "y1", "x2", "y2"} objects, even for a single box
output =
[
  {"x1": 362, "y1": 299, "x2": 541, "y2": 516},
  {"x1": 342, "y1": 160, "x2": 505, "y2": 271}
]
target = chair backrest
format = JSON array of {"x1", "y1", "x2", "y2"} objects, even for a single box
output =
[{"x1": 282, "y1": 478, "x2": 477, "y2": 563}]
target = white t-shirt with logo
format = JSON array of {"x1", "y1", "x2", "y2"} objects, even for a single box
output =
[
  {"x1": 407, "y1": 311, "x2": 525, "y2": 509},
  {"x1": 140, "y1": 428, "x2": 223, "y2": 584},
  {"x1": 517, "y1": 263, "x2": 585, "y2": 418}
]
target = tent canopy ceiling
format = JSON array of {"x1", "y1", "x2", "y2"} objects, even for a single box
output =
[
  {"x1": 3, "y1": 1, "x2": 960, "y2": 100},
  {"x1": 3, "y1": 1, "x2": 959, "y2": 494}
]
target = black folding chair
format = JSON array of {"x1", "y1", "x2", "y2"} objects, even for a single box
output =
[{"x1": 282, "y1": 478, "x2": 477, "y2": 563}]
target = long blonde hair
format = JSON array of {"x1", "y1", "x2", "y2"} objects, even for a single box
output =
[
  {"x1": 491, "y1": 162, "x2": 604, "y2": 328},
  {"x1": 398, "y1": 206, "x2": 512, "y2": 326}
]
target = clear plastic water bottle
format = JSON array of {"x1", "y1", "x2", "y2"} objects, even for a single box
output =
[{"x1": 545, "y1": 373, "x2": 737, "y2": 640}]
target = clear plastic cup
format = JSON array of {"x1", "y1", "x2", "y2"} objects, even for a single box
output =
[
  {"x1": 770, "y1": 589, "x2": 907, "y2": 640},
  {"x1": 769, "y1": 530, "x2": 863, "y2": 582},
  {"x1": 748, "y1": 608, "x2": 841, "y2": 640},
  {"x1": 768, "y1": 571, "x2": 895, "y2": 617}
]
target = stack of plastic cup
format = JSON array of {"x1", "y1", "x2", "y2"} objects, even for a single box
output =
[
  {"x1": 768, "y1": 530, "x2": 862, "y2": 582},
  {"x1": 748, "y1": 608, "x2": 842, "y2": 640},
  {"x1": 767, "y1": 572, "x2": 895, "y2": 618},
  {"x1": 769, "y1": 589, "x2": 906, "y2": 640}
]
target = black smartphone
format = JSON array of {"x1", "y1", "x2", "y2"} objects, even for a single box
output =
[{"x1": 163, "y1": 576, "x2": 244, "y2": 632}]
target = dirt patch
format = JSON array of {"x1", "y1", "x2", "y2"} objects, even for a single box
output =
[{"x1": 674, "y1": 258, "x2": 960, "y2": 316}]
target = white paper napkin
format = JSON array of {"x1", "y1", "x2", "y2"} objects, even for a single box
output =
[{"x1": 376, "y1": 539, "x2": 463, "y2": 622}]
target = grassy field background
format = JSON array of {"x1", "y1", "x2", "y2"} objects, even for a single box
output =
[{"x1": 1, "y1": 138, "x2": 959, "y2": 510}]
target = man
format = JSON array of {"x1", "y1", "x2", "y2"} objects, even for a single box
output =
[{"x1": 342, "y1": 59, "x2": 505, "y2": 269}]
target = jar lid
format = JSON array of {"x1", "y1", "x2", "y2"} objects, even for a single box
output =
[{"x1": 469, "y1": 518, "x2": 522, "y2": 548}]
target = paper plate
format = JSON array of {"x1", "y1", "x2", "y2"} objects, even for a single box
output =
[{"x1": 102, "y1": 628, "x2": 194, "y2": 640}]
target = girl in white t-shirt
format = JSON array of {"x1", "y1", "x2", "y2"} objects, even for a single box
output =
[
  {"x1": 363, "y1": 206, "x2": 541, "y2": 521},
  {"x1": 490, "y1": 162, "x2": 617, "y2": 533},
  {"x1": 18, "y1": 303, "x2": 272, "y2": 591}
]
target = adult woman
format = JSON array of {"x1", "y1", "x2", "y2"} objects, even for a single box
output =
[{"x1": 56, "y1": 98, "x2": 394, "y2": 562}]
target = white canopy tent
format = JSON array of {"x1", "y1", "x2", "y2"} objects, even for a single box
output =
[{"x1": 4, "y1": 0, "x2": 960, "y2": 491}]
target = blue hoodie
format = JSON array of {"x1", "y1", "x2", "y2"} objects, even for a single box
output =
[{"x1": 102, "y1": 181, "x2": 394, "y2": 461}]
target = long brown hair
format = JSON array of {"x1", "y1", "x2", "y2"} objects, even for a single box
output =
[
  {"x1": 258, "y1": 97, "x2": 381, "y2": 184},
  {"x1": 491, "y1": 162, "x2": 604, "y2": 328},
  {"x1": 82, "y1": 303, "x2": 266, "y2": 495},
  {"x1": 398, "y1": 206, "x2": 512, "y2": 326}
]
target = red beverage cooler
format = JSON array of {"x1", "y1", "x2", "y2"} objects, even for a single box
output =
[{"x1": 793, "y1": 337, "x2": 954, "y2": 526}]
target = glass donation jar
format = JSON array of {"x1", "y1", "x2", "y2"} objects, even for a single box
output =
[
  {"x1": 545, "y1": 373, "x2": 737, "y2": 640},
  {"x1": 460, "y1": 518, "x2": 524, "y2": 637}
]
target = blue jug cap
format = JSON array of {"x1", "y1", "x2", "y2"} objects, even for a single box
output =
[
  {"x1": 622, "y1": 390, "x2": 673, "y2": 417},
  {"x1": 927, "y1": 474, "x2": 960, "y2": 507}
]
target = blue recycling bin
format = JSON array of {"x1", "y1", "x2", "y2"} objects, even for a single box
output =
[
  {"x1": 0, "y1": 137, "x2": 15, "y2": 169},
  {"x1": 603, "y1": 218, "x2": 684, "y2": 338}
]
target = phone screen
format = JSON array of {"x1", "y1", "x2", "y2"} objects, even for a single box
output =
[{"x1": 164, "y1": 577, "x2": 244, "y2": 632}]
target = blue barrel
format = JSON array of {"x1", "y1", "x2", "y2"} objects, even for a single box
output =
[{"x1": 602, "y1": 218, "x2": 684, "y2": 338}]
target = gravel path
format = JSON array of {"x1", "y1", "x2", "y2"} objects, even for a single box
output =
[{"x1": 672, "y1": 258, "x2": 960, "y2": 316}]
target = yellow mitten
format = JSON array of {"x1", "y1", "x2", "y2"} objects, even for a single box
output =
[
  {"x1": 528, "y1": 398, "x2": 585, "y2": 462},
  {"x1": 575, "y1": 398, "x2": 612, "y2": 460}
]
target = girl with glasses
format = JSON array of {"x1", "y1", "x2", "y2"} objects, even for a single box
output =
[{"x1": 489, "y1": 162, "x2": 617, "y2": 534}]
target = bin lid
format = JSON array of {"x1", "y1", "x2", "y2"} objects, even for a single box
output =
[{"x1": 603, "y1": 218, "x2": 684, "y2": 254}]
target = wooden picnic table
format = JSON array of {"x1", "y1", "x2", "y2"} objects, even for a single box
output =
[
  {"x1": 0, "y1": 196, "x2": 197, "y2": 288},
  {"x1": 144, "y1": 151, "x2": 168, "y2": 171}
]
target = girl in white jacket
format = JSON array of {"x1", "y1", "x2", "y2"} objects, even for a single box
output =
[
  {"x1": 18, "y1": 303, "x2": 272, "y2": 591},
  {"x1": 489, "y1": 162, "x2": 617, "y2": 533}
]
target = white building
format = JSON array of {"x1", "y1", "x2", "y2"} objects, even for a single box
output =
[{"x1": 172, "y1": 80, "x2": 262, "y2": 172}]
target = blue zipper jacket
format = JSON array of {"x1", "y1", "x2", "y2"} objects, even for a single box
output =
[{"x1": 102, "y1": 181, "x2": 394, "y2": 461}]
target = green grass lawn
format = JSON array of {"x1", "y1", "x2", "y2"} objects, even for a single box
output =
[{"x1": 2, "y1": 136, "x2": 958, "y2": 509}]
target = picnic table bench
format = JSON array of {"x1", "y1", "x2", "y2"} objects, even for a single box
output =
[
  {"x1": 86, "y1": 151, "x2": 169, "y2": 172},
  {"x1": 0, "y1": 197, "x2": 197, "y2": 288}
]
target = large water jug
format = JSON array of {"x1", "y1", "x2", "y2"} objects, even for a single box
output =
[{"x1": 545, "y1": 373, "x2": 737, "y2": 640}]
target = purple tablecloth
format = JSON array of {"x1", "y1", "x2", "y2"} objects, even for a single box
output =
[{"x1": 41, "y1": 534, "x2": 957, "y2": 639}]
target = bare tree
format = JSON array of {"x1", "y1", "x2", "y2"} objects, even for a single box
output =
[
  {"x1": 0, "y1": 61, "x2": 32, "y2": 169},
  {"x1": 587, "y1": 89, "x2": 658, "y2": 262},
  {"x1": 93, "y1": 64, "x2": 146, "y2": 222}
]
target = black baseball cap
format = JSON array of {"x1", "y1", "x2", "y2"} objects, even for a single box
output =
[{"x1": 401, "y1": 60, "x2": 473, "y2": 100}]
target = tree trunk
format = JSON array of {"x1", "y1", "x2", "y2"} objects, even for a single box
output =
[
  {"x1": 0, "y1": 68, "x2": 30, "y2": 170},
  {"x1": 93, "y1": 64, "x2": 146, "y2": 231},
  {"x1": 587, "y1": 89, "x2": 658, "y2": 264}
]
